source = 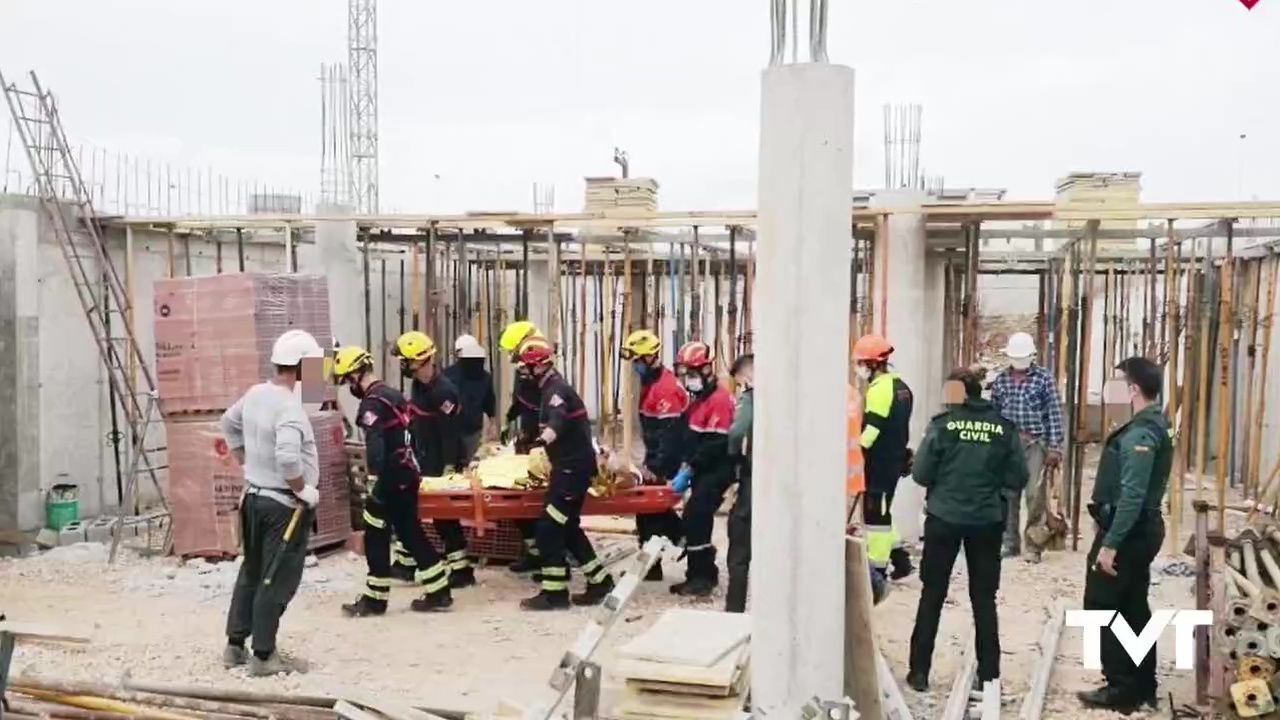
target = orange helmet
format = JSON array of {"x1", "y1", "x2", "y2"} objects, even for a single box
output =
[
  {"x1": 853, "y1": 334, "x2": 894, "y2": 362},
  {"x1": 516, "y1": 337, "x2": 555, "y2": 367},
  {"x1": 675, "y1": 341, "x2": 714, "y2": 369}
]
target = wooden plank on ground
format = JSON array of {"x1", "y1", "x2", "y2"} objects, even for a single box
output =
[
  {"x1": 615, "y1": 644, "x2": 748, "y2": 689},
  {"x1": 335, "y1": 701, "x2": 386, "y2": 720},
  {"x1": 941, "y1": 633, "x2": 978, "y2": 720},
  {"x1": 1018, "y1": 602, "x2": 1066, "y2": 720},
  {"x1": 344, "y1": 694, "x2": 447, "y2": 720},
  {"x1": 617, "y1": 609, "x2": 749, "y2": 668},
  {"x1": 0, "y1": 622, "x2": 90, "y2": 644},
  {"x1": 875, "y1": 650, "x2": 914, "y2": 720},
  {"x1": 615, "y1": 686, "x2": 742, "y2": 720},
  {"x1": 844, "y1": 536, "x2": 884, "y2": 719}
]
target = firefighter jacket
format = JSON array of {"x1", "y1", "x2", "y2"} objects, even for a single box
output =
[
  {"x1": 861, "y1": 371, "x2": 914, "y2": 493},
  {"x1": 912, "y1": 397, "x2": 1028, "y2": 526},
  {"x1": 537, "y1": 370, "x2": 596, "y2": 473},
  {"x1": 506, "y1": 371, "x2": 542, "y2": 441},
  {"x1": 638, "y1": 366, "x2": 690, "y2": 480},
  {"x1": 356, "y1": 381, "x2": 421, "y2": 488},
  {"x1": 1091, "y1": 404, "x2": 1173, "y2": 549},
  {"x1": 727, "y1": 387, "x2": 753, "y2": 481},
  {"x1": 408, "y1": 374, "x2": 465, "y2": 476},
  {"x1": 682, "y1": 385, "x2": 736, "y2": 482}
]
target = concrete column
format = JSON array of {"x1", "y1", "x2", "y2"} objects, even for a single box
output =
[
  {"x1": 0, "y1": 195, "x2": 43, "y2": 531},
  {"x1": 305, "y1": 208, "x2": 363, "y2": 423},
  {"x1": 870, "y1": 190, "x2": 933, "y2": 544},
  {"x1": 751, "y1": 63, "x2": 854, "y2": 715}
]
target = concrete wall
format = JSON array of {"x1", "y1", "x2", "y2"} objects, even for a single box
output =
[{"x1": 0, "y1": 194, "x2": 289, "y2": 531}]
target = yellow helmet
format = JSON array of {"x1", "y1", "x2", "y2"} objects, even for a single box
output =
[
  {"x1": 499, "y1": 320, "x2": 539, "y2": 353},
  {"x1": 332, "y1": 346, "x2": 373, "y2": 379},
  {"x1": 621, "y1": 329, "x2": 661, "y2": 360},
  {"x1": 394, "y1": 331, "x2": 437, "y2": 362}
]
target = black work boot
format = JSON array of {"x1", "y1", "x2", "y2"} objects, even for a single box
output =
[
  {"x1": 341, "y1": 595, "x2": 388, "y2": 618},
  {"x1": 905, "y1": 670, "x2": 928, "y2": 692},
  {"x1": 1076, "y1": 685, "x2": 1142, "y2": 715},
  {"x1": 410, "y1": 589, "x2": 454, "y2": 612},
  {"x1": 390, "y1": 563, "x2": 416, "y2": 582},
  {"x1": 673, "y1": 576, "x2": 718, "y2": 598},
  {"x1": 448, "y1": 567, "x2": 477, "y2": 589},
  {"x1": 644, "y1": 560, "x2": 664, "y2": 582},
  {"x1": 509, "y1": 553, "x2": 539, "y2": 573},
  {"x1": 889, "y1": 547, "x2": 914, "y2": 580},
  {"x1": 572, "y1": 577, "x2": 616, "y2": 606},
  {"x1": 521, "y1": 590, "x2": 571, "y2": 611}
]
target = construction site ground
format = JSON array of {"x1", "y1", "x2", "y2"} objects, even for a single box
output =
[{"x1": 2, "y1": 470, "x2": 1220, "y2": 720}]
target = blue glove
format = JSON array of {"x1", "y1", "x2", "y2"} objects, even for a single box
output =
[{"x1": 670, "y1": 467, "x2": 692, "y2": 493}]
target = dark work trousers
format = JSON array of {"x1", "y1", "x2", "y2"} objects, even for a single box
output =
[
  {"x1": 683, "y1": 472, "x2": 733, "y2": 582},
  {"x1": 363, "y1": 481, "x2": 450, "y2": 602},
  {"x1": 1083, "y1": 516, "x2": 1164, "y2": 698},
  {"x1": 636, "y1": 509, "x2": 683, "y2": 547},
  {"x1": 908, "y1": 514, "x2": 1005, "y2": 682},
  {"x1": 536, "y1": 465, "x2": 609, "y2": 595},
  {"x1": 226, "y1": 492, "x2": 311, "y2": 656},
  {"x1": 724, "y1": 474, "x2": 752, "y2": 613},
  {"x1": 433, "y1": 519, "x2": 471, "y2": 573}
]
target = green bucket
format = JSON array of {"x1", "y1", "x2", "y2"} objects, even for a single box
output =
[{"x1": 46, "y1": 483, "x2": 80, "y2": 530}]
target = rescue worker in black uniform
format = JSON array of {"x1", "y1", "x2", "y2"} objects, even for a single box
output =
[
  {"x1": 724, "y1": 354, "x2": 754, "y2": 613},
  {"x1": 670, "y1": 340, "x2": 736, "y2": 598},
  {"x1": 906, "y1": 367, "x2": 1028, "y2": 692},
  {"x1": 620, "y1": 329, "x2": 688, "y2": 581},
  {"x1": 499, "y1": 321, "x2": 546, "y2": 573},
  {"x1": 393, "y1": 331, "x2": 476, "y2": 589},
  {"x1": 332, "y1": 346, "x2": 452, "y2": 616},
  {"x1": 853, "y1": 333, "x2": 916, "y2": 582},
  {"x1": 516, "y1": 337, "x2": 616, "y2": 611},
  {"x1": 1077, "y1": 357, "x2": 1172, "y2": 715}
]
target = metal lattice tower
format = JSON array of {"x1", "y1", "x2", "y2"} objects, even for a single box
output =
[{"x1": 348, "y1": 0, "x2": 378, "y2": 214}]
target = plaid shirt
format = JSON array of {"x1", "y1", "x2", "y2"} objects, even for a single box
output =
[{"x1": 989, "y1": 364, "x2": 1065, "y2": 449}]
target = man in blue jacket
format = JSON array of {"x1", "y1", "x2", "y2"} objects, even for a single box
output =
[{"x1": 444, "y1": 334, "x2": 498, "y2": 464}]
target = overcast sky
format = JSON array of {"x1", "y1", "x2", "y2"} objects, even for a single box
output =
[{"x1": 2, "y1": 0, "x2": 1277, "y2": 214}]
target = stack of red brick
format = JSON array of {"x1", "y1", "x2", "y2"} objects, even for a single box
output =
[{"x1": 154, "y1": 273, "x2": 351, "y2": 558}]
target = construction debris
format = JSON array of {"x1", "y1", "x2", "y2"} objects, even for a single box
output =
[{"x1": 613, "y1": 609, "x2": 751, "y2": 719}]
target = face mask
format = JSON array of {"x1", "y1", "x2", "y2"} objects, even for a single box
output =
[
  {"x1": 1009, "y1": 357, "x2": 1032, "y2": 371},
  {"x1": 683, "y1": 376, "x2": 704, "y2": 393},
  {"x1": 345, "y1": 378, "x2": 366, "y2": 399},
  {"x1": 855, "y1": 365, "x2": 871, "y2": 381},
  {"x1": 399, "y1": 362, "x2": 416, "y2": 379},
  {"x1": 632, "y1": 360, "x2": 649, "y2": 376}
]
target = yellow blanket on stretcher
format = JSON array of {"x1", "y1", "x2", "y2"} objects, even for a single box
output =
[{"x1": 415, "y1": 442, "x2": 628, "y2": 496}]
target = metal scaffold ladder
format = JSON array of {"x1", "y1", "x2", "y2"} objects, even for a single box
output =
[{"x1": 1, "y1": 70, "x2": 169, "y2": 556}]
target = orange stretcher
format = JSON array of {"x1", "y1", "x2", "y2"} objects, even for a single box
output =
[{"x1": 417, "y1": 485, "x2": 680, "y2": 530}]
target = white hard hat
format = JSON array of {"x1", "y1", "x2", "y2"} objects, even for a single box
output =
[
  {"x1": 271, "y1": 329, "x2": 324, "y2": 366},
  {"x1": 454, "y1": 334, "x2": 486, "y2": 359},
  {"x1": 1003, "y1": 332, "x2": 1037, "y2": 359}
]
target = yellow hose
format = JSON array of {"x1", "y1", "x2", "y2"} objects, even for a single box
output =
[{"x1": 14, "y1": 688, "x2": 201, "y2": 720}]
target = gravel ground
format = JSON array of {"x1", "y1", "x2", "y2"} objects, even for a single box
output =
[{"x1": 2, "y1": 496, "x2": 1209, "y2": 719}]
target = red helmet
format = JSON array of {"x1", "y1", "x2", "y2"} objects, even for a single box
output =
[
  {"x1": 516, "y1": 337, "x2": 555, "y2": 367},
  {"x1": 853, "y1": 334, "x2": 893, "y2": 362},
  {"x1": 675, "y1": 341, "x2": 714, "y2": 370}
]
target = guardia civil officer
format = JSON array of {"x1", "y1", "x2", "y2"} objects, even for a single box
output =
[
  {"x1": 906, "y1": 367, "x2": 1028, "y2": 693},
  {"x1": 1077, "y1": 357, "x2": 1171, "y2": 715}
]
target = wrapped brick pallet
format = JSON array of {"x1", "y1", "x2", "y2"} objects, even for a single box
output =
[
  {"x1": 167, "y1": 410, "x2": 351, "y2": 558},
  {"x1": 154, "y1": 273, "x2": 335, "y2": 415}
]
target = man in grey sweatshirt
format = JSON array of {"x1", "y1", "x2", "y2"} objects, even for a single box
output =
[{"x1": 220, "y1": 330, "x2": 323, "y2": 677}]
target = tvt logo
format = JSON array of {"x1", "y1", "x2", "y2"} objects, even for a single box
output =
[{"x1": 1065, "y1": 609, "x2": 1213, "y2": 670}]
